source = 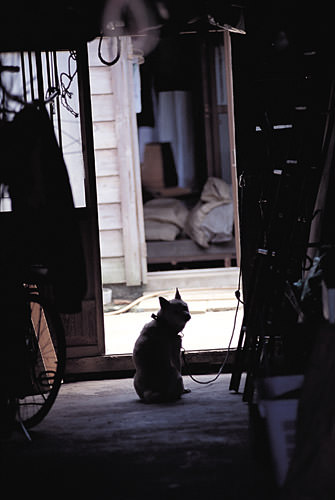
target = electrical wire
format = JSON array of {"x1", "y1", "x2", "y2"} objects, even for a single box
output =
[
  {"x1": 98, "y1": 36, "x2": 121, "y2": 66},
  {"x1": 181, "y1": 267, "x2": 243, "y2": 385},
  {"x1": 59, "y1": 51, "x2": 78, "y2": 117},
  {"x1": 104, "y1": 276, "x2": 244, "y2": 386}
]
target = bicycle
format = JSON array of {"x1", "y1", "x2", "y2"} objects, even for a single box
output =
[{"x1": 1, "y1": 267, "x2": 66, "y2": 436}]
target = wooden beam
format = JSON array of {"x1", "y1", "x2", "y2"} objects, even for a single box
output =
[
  {"x1": 146, "y1": 239, "x2": 236, "y2": 265},
  {"x1": 64, "y1": 348, "x2": 238, "y2": 379},
  {"x1": 224, "y1": 31, "x2": 241, "y2": 267},
  {"x1": 112, "y1": 37, "x2": 147, "y2": 286}
]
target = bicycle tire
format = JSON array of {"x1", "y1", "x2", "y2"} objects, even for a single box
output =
[{"x1": 16, "y1": 292, "x2": 66, "y2": 429}]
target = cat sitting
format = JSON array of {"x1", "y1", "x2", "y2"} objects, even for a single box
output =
[{"x1": 133, "y1": 288, "x2": 191, "y2": 403}]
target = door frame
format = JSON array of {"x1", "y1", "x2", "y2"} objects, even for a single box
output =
[{"x1": 62, "y1": 44, "x2": 105, "y2": 362}]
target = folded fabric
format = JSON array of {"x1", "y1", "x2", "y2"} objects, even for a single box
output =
[
  {"x1": 144, "y1": 197, "x2": 189, "y2": 241},
  {"x1": 200, "y1": 176, "x2": 232, "y2": 204},
  {"x1": 201, "y1": 203, "x2": 234, "y2": 244},
  {"x1": 144, "y1": 197, "x2": 189, "y2": 227},
  {"x1": 144, "y1": 220, "x2": 180, "y2": 241},
  {"x1": 185, "y1": 177, "x2": 233, "y2": 248}
]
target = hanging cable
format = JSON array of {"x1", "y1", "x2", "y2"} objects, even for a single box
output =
[
  {"x1": 181, "y1": 266, "x2": 243, "y2": 385},
  {"x1": 60, "y1": 51, "x2": 78, "y2": 117},
  {"x1": 98, "y1": 35, "x2": 121, "y2": 66}
]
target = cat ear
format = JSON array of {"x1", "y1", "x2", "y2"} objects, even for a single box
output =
[
  {"x1": 159, "y1": 296, "x2": 170, "y2": 309},
  {"x1": 175, "y1": 288, "x2": 181, "y2": 300}
]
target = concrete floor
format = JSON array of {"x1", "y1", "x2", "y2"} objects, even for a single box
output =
[{"x1": 2, "y1": 375, "x2": 278, "y2": 499}]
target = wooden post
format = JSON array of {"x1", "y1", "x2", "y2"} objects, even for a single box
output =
[
  {"x1": 112, "y1": 36, "x2": 147, "y2": 286},
  {"x1": 224, "y1": 30, "x2": 241, "y2": 267}
]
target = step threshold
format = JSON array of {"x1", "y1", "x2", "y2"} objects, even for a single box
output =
[{"x1": 65, "y1": 348, "x2": 239, "y2": 382}]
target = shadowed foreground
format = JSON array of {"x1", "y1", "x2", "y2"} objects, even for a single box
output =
[{"x1": 1, "y1": 375, "x2": 277, "y2": 499}]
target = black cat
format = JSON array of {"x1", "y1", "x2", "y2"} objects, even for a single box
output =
[{"x1": 133, "y1": 289, "x2": 191, "y2": 403}]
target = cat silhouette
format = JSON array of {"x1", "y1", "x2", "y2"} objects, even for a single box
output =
[{"x1": 133, "y1": 288, "x2": 191, "y2": 403}]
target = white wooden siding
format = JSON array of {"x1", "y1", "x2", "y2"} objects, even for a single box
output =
[
  {"x1": 93, "y1": 122, "x2": 117, "y2": 149},
  {"x1": 96, "y1": 176, "x2": 121, "y2": 203},
  {"x1": 88, "y1": 37, "x2": 147, "y2": 285},
  {"x1": 91, "y1": 94, "x2": 115, "y2": 121},
  {"x1": 98, "y1": 203, "x2": 122, "y2": 230},
  {"x1": 99, "y1": 229, "x2": 124, "y2": 257},
  {"x1": 111, "y1": 37, "x2": 147, "y2": 285},
  {"x1": 95, "y1": 149, "x2": 119, "y2": 176},
  {"x1": 89, "y1": 66, "x2": 114, "y2": 94},
  {"x1": 102, "y1": 257, "x2": 126, "y2": 283}
]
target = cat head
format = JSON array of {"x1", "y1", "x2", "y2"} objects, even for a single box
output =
[{"x1": 157, "y1": 288, "x2": 191, "y2": 333}]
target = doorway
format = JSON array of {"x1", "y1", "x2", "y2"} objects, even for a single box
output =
[
  {"x1": 103, "y1": 29, "x2": 243, "y2": 358},
  {"x1": 137, "y1": 30, "x2": 239, "y2": 274}
]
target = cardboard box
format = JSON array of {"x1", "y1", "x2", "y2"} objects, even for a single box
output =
[
  {"x1": 141, "y1": 142, "x2": 178, "y2": 191},
  {"x1": 147, "y1": 187, "x2": 191, "y2": 198}
]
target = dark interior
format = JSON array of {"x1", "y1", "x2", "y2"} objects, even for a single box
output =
[{"x1": 1, "y1": 2, "x2": 335, "y2": 499}]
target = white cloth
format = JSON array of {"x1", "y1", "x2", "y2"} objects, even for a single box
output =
[
  {"x1": 138, "y1": 89, "x2": 196, "y2": 189},
  {"x1": 133, "y1": 62, "x2": 142, "y2": 114},
  {"x1": 157, "y1": 91, "x2": 195, "y2": 189},
  {"x1": 143, "y1": 197, "x2": 189, "y2": 241},
  {"x1": 185, "y1": 177, "x2": 233, "y2": 248}
]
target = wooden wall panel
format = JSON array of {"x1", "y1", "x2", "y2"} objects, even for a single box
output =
[
  {"x1": 112, "y1": 36, "x2": 147, "y2": 285},
  {"x1": 96, "y1": 175, "x2": 121, "y2": 204},
  {"x1": 95, "y1": 149, "x2": 119, "y2": 176},
  {"x1": 88, "y1": 36, "x2": 146, "y2": 286},
  {"x1": 93, "y1": 121, "x2": 117, "y2": 149},
  {"x1": 99, "y1": 229, "x2": 124, "y2": 258},
  {"x1": 101, "y1": 257, "x2": 126, "y2": 284},
  {"x1": 88, "y1": 38, "x2": 125, "y2": 286},
  {"x1": 89, "y1": 66, "x2": 114, "y2": 94},
  {"x1": 91, "y1": 94, "x2": 115, "y2": 122},
  {"x1": 98, "y1": 203, "x2": 122, "y2": 230}
]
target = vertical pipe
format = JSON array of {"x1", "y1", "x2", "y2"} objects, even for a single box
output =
[
  {"x1": 209, "y1": 42, "x2": 221, "y2": 177},
  {"x1": 20, "y1": 52, "x2": 27, "y2": 103},
  {"x1": 200, "y1": 40, "x2": 215, "y2": 177},
  {"x1": 76, "y1": 46, "x2": 97, "y2": 210},
  {"x1": 27, "y1": 51, "x2": 35, "y2": 101},
  {"x1": 45, "y1": 51, "x2": 52, "y2": 91},
  {"x1": 44, "y1": 51, "x2": 54, "y2": 118},
  {"x1": 35, "y1": 51, "x2": 44, "y2": 102},
  {"x1": 52, "y1": 51, "x2": 63, "y2": 151},
  {"x1": 224, "y1": 30, "x2": 241, "y2": 267}
]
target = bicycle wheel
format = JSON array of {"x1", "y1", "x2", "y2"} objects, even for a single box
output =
[{"x1": 16, "y1": 292, "x2": 66, "y2": 428}]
